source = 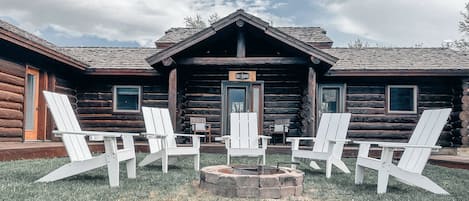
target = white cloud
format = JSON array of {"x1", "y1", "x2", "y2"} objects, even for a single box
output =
[
  {"x1": 317, "y1": 0, "x2": 467, "y2": 46},
  {"x1": 0, "y1": 0, "x2": 289, "y2": 47}
]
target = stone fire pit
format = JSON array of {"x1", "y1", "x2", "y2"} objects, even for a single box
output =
[{"x1": 200, "y1": 165, "x2": 304, "y2": 199}]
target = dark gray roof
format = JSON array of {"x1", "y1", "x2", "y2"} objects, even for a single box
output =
[
  {"x1": 324, "y1": 48, "x2": 469, "y2": 70},
  {"x1": 156, "y1": 27, "x2": 332, "y2": 44},
  {"x1": 59, "y1": 47, "x2": 159, "y2": 69},
  {"x1": 0, "y1": 19, "x2": 86, "y2": 66}
]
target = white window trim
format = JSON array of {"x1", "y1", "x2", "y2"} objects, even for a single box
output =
[
  {"x1": 387, "y1": 85, "x2": 418, "y2": 114},
  {"x1": 113, "y1": 85, "x2": 142, "y2": 113}
]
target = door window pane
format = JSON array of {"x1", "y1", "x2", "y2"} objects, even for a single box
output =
[
  {"x1": 25, "y1": 74, "x2": 35, "y2": 130},
  {"x1": 114, "y1": 86, "x2": 141, "y2": 111},
  {"x1": 388, "y1": 86, "x2": 416, "y2": 113},
  {"x1": 228, "y1": 88, "x2": 246, "y2": 113}
]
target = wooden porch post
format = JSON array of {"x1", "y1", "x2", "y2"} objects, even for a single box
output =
[
  {"x1": 168, "y1": 67, "x2": 177, "y2": 130},
  {"x1": 307, "y1": 67, "x2": 317, "y2": 136}
]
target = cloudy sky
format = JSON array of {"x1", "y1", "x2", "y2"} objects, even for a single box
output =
[{"x1": 0, "y1": 0, "x2": 467, "y2": 47}]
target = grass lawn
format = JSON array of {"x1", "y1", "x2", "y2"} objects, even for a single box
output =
[{"x1": 0, "y1": 153, "x2": 467, "y2": 201}]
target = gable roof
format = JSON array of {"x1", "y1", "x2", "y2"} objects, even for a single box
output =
[
  {"x1": 156, "y1": 27, "x2": 332, "y2": 47},
  {"x1": 0, "y1": 19, "x2": 88, "y2": 70},
  {"x1": 324, "y1": 48, "x2": 469, "y2": 76},
  {"x1": 146, "y1": 9, "x2": 338, "y2": 66}
]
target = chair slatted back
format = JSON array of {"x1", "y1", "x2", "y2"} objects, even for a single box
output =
[
  {"x1": 398, "y1": 109, "x2": 451, "y2": 174},
  {"x1": 142, "y1": 107, "x2": 177, "y2": 154},
  {"x1": 230, "y1": 113, "x2": 258, "y2": 149},
  {"x1": 312, "y1": 113, "x2": 352, "y2": 154},
  {"x1": 43, "y1": 91, "x2": 92, "y2": 161}
]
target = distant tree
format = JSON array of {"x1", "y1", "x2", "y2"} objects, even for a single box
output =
[
  {"x1": 347, "y1": 38, "x2": 369, "y2": 48},
  {"x1": 184, "y1": 14, "x2": 206, "y2": 28},
  {"x1": 184, "y1": 13, "x2": 220, "y2": 28},
  {"x1": 443, "y1": 3, "x2": 469, "y2": 51},
  {"x1": 208, "y1": 13, "x2": 219, "y2": 25}
]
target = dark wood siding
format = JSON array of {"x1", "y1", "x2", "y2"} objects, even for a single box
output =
[
  {"x1": 321, "y1": 77, "x2": 461, "y2": 145},
  {"x1": 180, "y1": 65, "x2": 307, "y2": 136},
  {"x1": 76, "y1": 77, "x2": 168, "y2": 133},
  {"x1": 0, "y1": 59, "x2": 25, "y2": 142}
]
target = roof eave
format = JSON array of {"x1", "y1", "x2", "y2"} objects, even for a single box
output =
[
  {"x1": 0, "y1": 28, "x2": 88, "y2": 71},
  {"x1": 326, "y1": 68, "x2": 469, "y2": 76}
]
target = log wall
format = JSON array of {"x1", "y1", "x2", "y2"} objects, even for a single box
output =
[
  {"x1": 76, "y1": 77, "x2": 168, "y2": 133},
  {"x1": 180, "y1": 66, "x2": 307, "y2": 136},
  {"x1": 0, "y1": 59, "x2": 25, "y2": 142},
  {"x1": 322, "y1": 77, "x2": 461, "y2": 145}
]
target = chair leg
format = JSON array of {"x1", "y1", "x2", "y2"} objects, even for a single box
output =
[
  {"x1": 138, "y1": 152, "x2": 163, "y2": 167},
  {"x1": 227, "y1": 154, "x2": 231, "y2": 165},
  {"x1": 332, "y1": 158, "x2": 351, "y2": 174},
  {"x1": 377, "y1": 170, "x2": 390, "y2": 194},
  {"x1": 107, "y1": 154, "x2": 120, "y2": 187},
  {"x1": 326, "y1": 158, "x2": 333, "y2": 178},
  {"x1": 262, "y1": 154, "x2": 266, "y2": 165},
  {"x1": 126, "y1": 158, "x2": 137, "y2": 179},
  {"x1": 309, "y1": 161, "x2": 320, "y2": 169},
  {"x1": 194, "y1": 154, "x2": 200, "y2": 171},
  {"x1": 162, "y1": 153, "x2": 168, "y2": 173},
  {"x1": 283, "y1": 133, "x2": 286, "y2": 144},
  {"x1": 291, "y1": 156, "x2": 297, "y2": 169},
  {"x1": 355, "y1": 164, "x2": 365, "y2": 184}
]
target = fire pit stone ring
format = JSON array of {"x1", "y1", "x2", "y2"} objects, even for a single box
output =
[{"x1": 199, "y1": 165, "x2": 304, "y2": 199}]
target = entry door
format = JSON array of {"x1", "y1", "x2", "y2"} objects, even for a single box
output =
[
  {"x1": 24, "y1": 68, "x2": 40, "y2": 140},
  {"x1": 222, "y1": 81, "x2": 264, "y2": 135}
]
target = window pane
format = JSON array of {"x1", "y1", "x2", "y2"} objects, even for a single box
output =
[
  {"x1": 228, "y1": 88, "x2": 246, "y2": 113},
  {"x1": 116, "y1": 87, "x2": 139, "y2": 111},
  {"x1": 390, "y1": 87, "x2": 414, "y2": 111},
  {"x1": 25, "y1": 74, "x2": 35, "y2": 130},
  {"x1": 321, "y1": 88, "x2": 339, "y2": 113}
]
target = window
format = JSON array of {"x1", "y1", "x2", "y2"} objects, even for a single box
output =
[
  {"x1": 387, "y1": 85, "x2": 417, "y2": 114},
  {"x1": 318, "y1": 84, "x2": 346, "y2": 117},
  {"x1": 113, "y1": 86, "x2": 141, "y2": 112}
]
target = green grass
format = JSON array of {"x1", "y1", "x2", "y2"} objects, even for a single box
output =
[{"x1": 0, "y1": 153, "x2": 468, "y2": 201}]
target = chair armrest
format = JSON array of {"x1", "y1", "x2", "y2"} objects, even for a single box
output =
[
  {"x1": 328, "y1": 139, "x2": 351, "y2": 143},
  {"x1": 286, "y1": 137, "x2": 316, "y2": 142},
  {"x1": 259, "y1": 135, "x2": 272, "y2": 139},
  {"x1": 141, "y1": 132, "x2": 167, "y2": 138},
  {"x1": 379, "y1": 143, "x2": 441, "y2": 149},
  {"x1": 221, "y1": 136, "x2": 231, "y2": 140},
  {"x1": 173, "y1": 133, "x2": 205, "y2": 138},
  {"x1": 53, "y1": 130, "x2": 138, "y2": 138}
]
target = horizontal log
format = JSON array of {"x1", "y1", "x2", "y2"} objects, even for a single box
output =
[
  {"x1": 80, "y1": 120, "x2": 145, "y2": 128},
  {"x1": 0, "y1": 82, "x2": 24, "y2": 94},
  {"x1": 0, "y1": 108, "x2": 23, "y2": 120},
  {"x1": 347, "y1": 94, "x2": 384, "y2": 101},
  {"x1": 77, "y1": 100, "x2": 112, "y2": 107},
  {"x1": 0, "y1": 127, "x2": 23, "y2": 137},
  {"x1": 347, "y1": 86, "x2": 384, "y2": 94},
  {"x1": 347, "y1": 108, "x2": 385, "y2": 114},
  {"x1": 187, "y1": 101, "x2": 221, "y2": 108},
  {"x1": 0, "y1": 59, "x2": 25, "y2": 78},
  {"x1": 77, "y1": 93, "x2": 112, "y2": 100},
  {"x1": 77, "y1": 107, "x2": 113, "y2": 114},
  {"x1": 185, "y1": 95, "x2": 221, "y2": 101},
  {"x1": 265, "y1": 95, "x2": 301, "y2": 101},
  {"x1": 351, "y1": 114, "x2": 418, "y2": 123},
  {"x1": 0, "y1": 119, "x2": 23, "y2": 128},
  {"x1": 264, "y1": 101, "x2": 301, "y2": 108},
  {"x1": 80, "y1": 127, "x2": 144, "y2": 133},
  {"x1": 177, "y1": 57, "x2": 310, "y2": 66},
  {"x1": 143, "y1": 94, "x2": 168, "y2": 100},
  {"x1": 0, "y1": 101, "x2": 23, "y2": 110},
  {"x1": 264, "y1": 108, "x2": 299, "y2": 114},
  {"x1": 349, "y1": 122, "x2": 416, "y2": 130},
  {"x1": 347, "y1": 130, "x2": 412, "y2": 139},
  {"x1": 143, "y1": 86, "x2": 168, "y2": 93},
  {"x1": 184, "y1": 108, "x2": 220, "y2": 115},
  {"x1": 0, "y1": 71, "x2": 24, "y2": 87},
  {"x1": 79, "y1": 114, "x2": 143, "y2": 121},
  {"x1": 0, "y1": 136, "x2": 23, "y2": 142},
  {"x1": 346, "y1": 101, "x2": 384, "y2": 108}
]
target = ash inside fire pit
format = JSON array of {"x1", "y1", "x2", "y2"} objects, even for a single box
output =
[{"x1": 200, "y1": 165, "x2": 304, "y2": 199}]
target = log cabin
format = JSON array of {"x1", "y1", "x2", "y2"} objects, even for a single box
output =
[{"x1": 1, "y1": 9, "x2": 469, "y2": 147}]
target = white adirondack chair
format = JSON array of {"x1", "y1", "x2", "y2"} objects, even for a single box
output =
[
  {"x1": 222, "y1": 112, "x2": 271, "y2": 165},
  {"x1": 354, "y1": 108, "x2": 451, "y2": 194},
  {"x1": 37, "y1": 91, "x2": 137, "y2": 187},
  {"x1": 139, "y1": 107, "x2": 203, "y2": 173},
  {"x1": 287, "y1": 113, "x2": 352, "y2": 178}
]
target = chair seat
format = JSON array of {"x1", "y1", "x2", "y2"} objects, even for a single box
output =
[
  {"x1": 292, "y1": 150, "x2": 330, "y2": 160},
  {"x1": 228, "y1": 148, "x2": 265, "y2": 157}
]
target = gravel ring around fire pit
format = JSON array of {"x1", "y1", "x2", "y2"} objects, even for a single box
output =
[{"x1": 200, "y1": 165, "x2": 304, "y2": 199}]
